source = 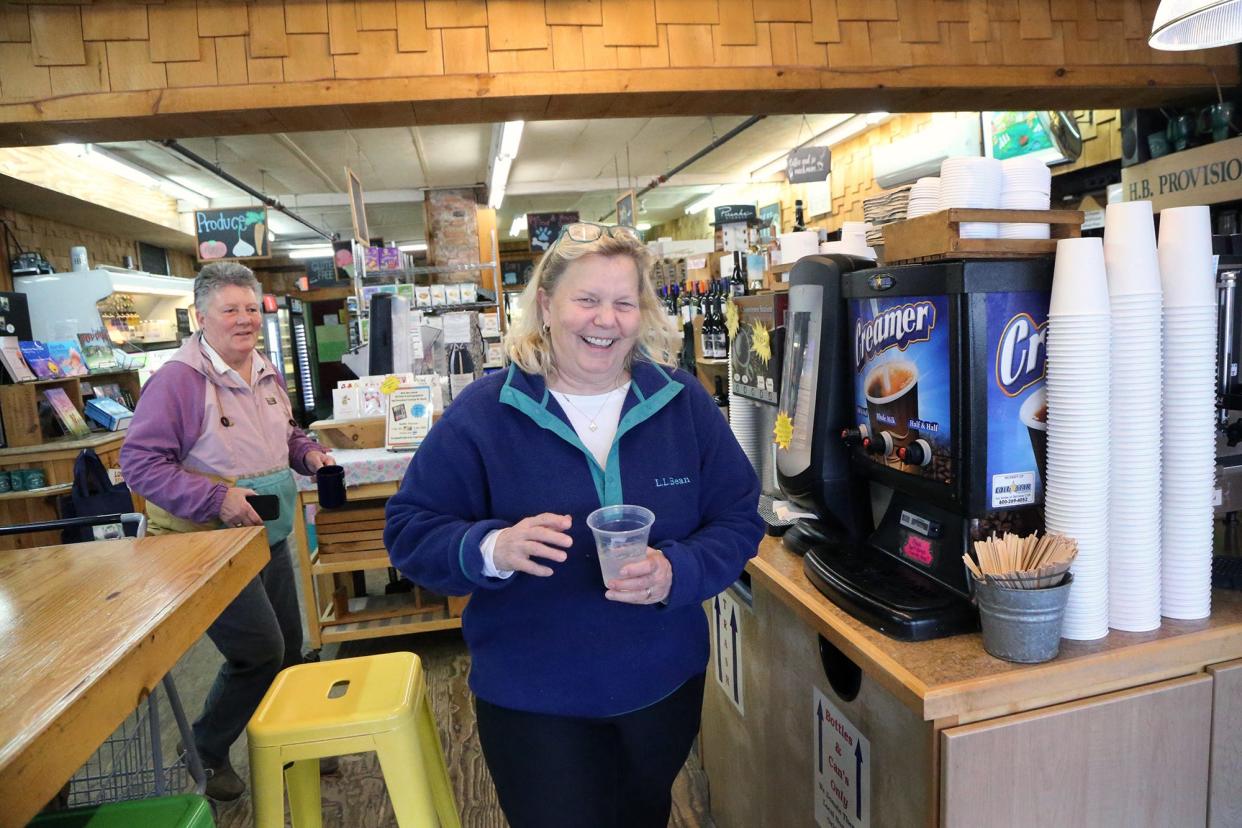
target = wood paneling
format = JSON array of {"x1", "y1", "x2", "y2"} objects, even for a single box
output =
[
  {"x1": 247, "y1": 1, "x2": 290, "y2": 57},
  {"x1": 1209, "y1": 659, "x2": 1242, "y2": 828},
  {"x1": 942, "y1": 675, "x2": 1212, "y2": 827},
  {"x1": 147, "y1": 0, "x2": 200, "y2": 62},
  {"x1": 442, "y1": 26, "x2": 488, "y2": 74},
  {"x1": 655, "y1": 0, "x2": 717, "y2": 24},
  {"x1": 487, "y1": 0, "x2": 549, "y2": 50},
  {"x1": 356, "y1": 0, "x2": 398, "y2": 31},
  {"x1": 29, "y1": 4, "x2": 83, "y2": 66},
  {"x1": 0, "y1": 0, "x2": 1236, "y2": 145},
  {"x1": 395, "y1": 1, "x2": 431, "y2": 51},
  {"x1": 602, "y1": 0, "x2": 658, "y2": 45},
  {"x1": 49, "y1": 39, "x2": 107, "y2": 96},
  {"x1": 0, "y1": 5, "x2": 31, "y2": 43},
  {"x1": 425, "y1": 0, "x2": 487, "y2": 28},
  {"x1": 326, "y1": 0, "x2": 361, "y2": 54},
  {"x1": 197, "y1": 0, "x2": 249, "y2": 37}
]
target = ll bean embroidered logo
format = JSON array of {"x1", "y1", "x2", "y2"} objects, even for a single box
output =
[{"x1": 654, "y1": 476, "x2": 691, "y2": 488}]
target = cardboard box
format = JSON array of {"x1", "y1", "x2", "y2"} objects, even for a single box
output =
[{"x1": 685, "y1": 251, "x2": 729, "y2": 285}]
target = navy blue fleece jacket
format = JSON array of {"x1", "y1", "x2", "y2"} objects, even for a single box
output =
[{"x1": 384, "y1": 360, "x2": 763, "y2": 718}]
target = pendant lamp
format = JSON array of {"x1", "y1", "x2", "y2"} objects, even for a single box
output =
[{"x1": 1149, "y1": 0, "x2": 1242, "y2": 50}]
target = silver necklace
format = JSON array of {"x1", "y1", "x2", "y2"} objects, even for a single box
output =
[{"x1": 557, "y1": 387, "x2": 619, "y2": 432}]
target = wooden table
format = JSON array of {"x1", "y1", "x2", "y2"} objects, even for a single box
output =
[{"x1": 0, "y1": 528, "x2": 269, "y2": 828}]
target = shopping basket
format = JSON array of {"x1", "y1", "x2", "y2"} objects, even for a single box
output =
[{"x1": 0, "y1": 513, "x2": 207, "y2": 810}]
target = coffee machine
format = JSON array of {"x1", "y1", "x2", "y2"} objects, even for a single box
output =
[{"x1": 776, "y1": 255, "x2": 1051, "y2": 640}]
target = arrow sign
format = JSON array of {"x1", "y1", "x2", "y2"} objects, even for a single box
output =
[
  {"x1": 714, "y1": 596, "x2": 724, "y2": 682},
  {"x1": 817, "y1": 700, "x2": 824, "y2": 773},
  {"x1": 729, "y1": 607, "x2": 740, "y2": 704},
  {"x1": 855, "y1": 741, "x2": 864, "y2": 820}
]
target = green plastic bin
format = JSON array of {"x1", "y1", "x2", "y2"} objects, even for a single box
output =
[{"x1": 28, "y1": 795, "x2": 214, "y2": 828}]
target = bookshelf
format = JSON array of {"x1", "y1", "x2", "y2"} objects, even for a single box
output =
[{"x1": 0, "y1": 369, "x2": 140, "y2": 448}]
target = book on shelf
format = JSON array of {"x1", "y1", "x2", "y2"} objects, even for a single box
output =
[
  {"x1": 19, "y1": 340, "x2": 55, "y2": 379},
  {"x1": 43, "y1": 387, "x2": 91, "y2": 438},
  {"x1": 77, "y1": 329, "x2": 117, "y2": 372},
  {"x1": 47, "y1": 340, "x2": 89, "y2": 377},
  {"x1": 85, "y1": 396, "x2": 133, "y2": 431},
  {"x1": 92, "y1": 381, "x2": 133, "y2": 408},
  {"x1": 0, "y1": 336, "x2": 35, "y2": 382}
]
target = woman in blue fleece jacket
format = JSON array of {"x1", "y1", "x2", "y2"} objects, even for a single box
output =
[{"x1": 384, "y1": 222, "x2": 763, "y2": 828}]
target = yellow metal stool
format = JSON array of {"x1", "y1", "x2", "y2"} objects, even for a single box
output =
[{"x1": 247, "y1": 651, "x2": 460, "y2": 828}]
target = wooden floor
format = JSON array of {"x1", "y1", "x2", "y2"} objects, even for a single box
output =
[{"x1": 165, "y1": 629, "x2": 714, "y2": 828}]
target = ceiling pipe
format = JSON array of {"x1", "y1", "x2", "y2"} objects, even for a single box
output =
[
  {"x1": 597, "y1": 115, "x2": 767, "y2": 222},
  {"x1": 160, "y1": 139, "x2": 337, "y2": 241}
]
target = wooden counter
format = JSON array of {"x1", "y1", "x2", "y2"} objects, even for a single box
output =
[
  {"x1": 700, "y1": 537, "x2": 1242, "y2": 827},
  {"x1": 748, "y1": 535, "x2": 1242, "y2": 725},
  {"x1": 0, "y1": 528, "x2": 268, "y2": 827}
]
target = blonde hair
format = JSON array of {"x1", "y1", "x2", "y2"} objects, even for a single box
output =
[{"x1": 504, "y1": 232, "x2": 680, "y2": 377}]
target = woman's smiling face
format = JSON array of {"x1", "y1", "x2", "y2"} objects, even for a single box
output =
[{"x1": 539, "y1": 253, "x2": 642, "y2": 394}]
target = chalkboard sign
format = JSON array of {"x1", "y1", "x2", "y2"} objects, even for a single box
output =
[
  {"x1": 527, "y1": 211, "x2": 579, "y2": 252},
  {"x1": 195, "y1": 207, "x2": 269, "y2": 261},
  {"x1": 615, "y1": 190, "x2": 636, "y2": 228},
  {"x1": 306, "y1": 257, "x2": 339, "y2": 287},
  {"x1": 785, "y1": 146, "x2": 831, "y2": 183}
]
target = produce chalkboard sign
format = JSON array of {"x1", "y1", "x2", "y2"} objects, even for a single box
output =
[{"x1": 195, "y1": 207, "x2": 269, "y2": 261}]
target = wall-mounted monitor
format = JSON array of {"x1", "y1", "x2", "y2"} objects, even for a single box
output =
[{"x1": 981, "y1": 111, "x2": 1082, "y2": 166}]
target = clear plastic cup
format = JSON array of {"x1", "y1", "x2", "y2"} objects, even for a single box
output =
[{"x1": 587, "y1": 504, "x2": 655, "y2": 587}]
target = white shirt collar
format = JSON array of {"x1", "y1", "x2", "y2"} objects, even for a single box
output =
[{"x1": 199, "y1": 335, "x2": 264, "y2": 384}]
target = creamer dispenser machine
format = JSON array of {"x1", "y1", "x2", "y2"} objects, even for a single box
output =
[{"x1": 777, "y1": 255, "x2": 1052, "y2": 640}]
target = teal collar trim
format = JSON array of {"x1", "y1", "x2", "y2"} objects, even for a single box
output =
[{"x1": 499, "y1": 363, "x2": 685, "y2": 506}]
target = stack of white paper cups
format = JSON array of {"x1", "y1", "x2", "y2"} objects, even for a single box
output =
[
  {"x1": 998, "y1": 156, "x2": 1052, "y2": 239},
  {"x1": 1103, "y1": 201, "x2": 1164, "y2": 632},
  {"x1": 1158, "y1": 205, "x2": 1216, "y2": 620},
  {"x1": 1045, "y1": 237, "x2": 1111, "y2": 640}
]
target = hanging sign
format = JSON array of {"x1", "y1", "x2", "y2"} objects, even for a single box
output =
[
  {"x1": 195, "y1": 207, "x2": 269, "y2": 261},
  {"x1": 1120, "y1": 135, "x2": 1242, "y2": 213},
  {"x1": 527, "y1": 211, "x2": 580, "y2": 253},
  {"x1": 712, "y1": 204, "x2": 757, "y2": 225},
  {"x1": 787, "y1": 147, "x2": 831, "y2": 184}
]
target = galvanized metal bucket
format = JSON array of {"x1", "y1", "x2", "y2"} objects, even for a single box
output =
[{"x1": 973, "y1": 572, "x2": 1074, "y2": 664}]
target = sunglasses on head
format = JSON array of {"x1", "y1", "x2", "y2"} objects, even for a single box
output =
[{"x1": 555, "y1": 222, "x2": 642, "y2": 245}]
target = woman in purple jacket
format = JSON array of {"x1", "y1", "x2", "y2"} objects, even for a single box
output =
[{"x1": 120, "y1": 262, "x2": 334, "y2": 800}]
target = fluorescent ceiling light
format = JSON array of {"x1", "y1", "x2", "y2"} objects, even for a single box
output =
[
  {"x1": 510, "y1": 215, "x2": 528, "y2": 236},
  {"x1": 487, "y1": 121, "x2": 524, "y2": 210},
  {"x1": 1149, "y1": 0, "x2": 1242, "y2": 49},
  {"x1": 398, "y1": 242, "x2": 427, "y2": 252},
  {"x1": 289, "y1": 246, "x2": 334, "y2": 259},
  {"x1": 684, "y1": 184, "x2": 747, "y2": 216},
  {"x1": 500, "y1": 120, "x2": 525, "y2": 158},
  {"x1": 636, "y1": 222, "x2": 652, "y2": 231},
  {"x1": 56, "y1": 142, "x2": 210, "y2": 205}
]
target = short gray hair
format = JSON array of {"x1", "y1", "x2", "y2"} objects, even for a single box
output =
[{"x1": 194, "y1": 262, "x2": 261, "y2": 309}]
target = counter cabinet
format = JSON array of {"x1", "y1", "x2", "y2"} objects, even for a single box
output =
[{"x1": 701, "y1": 538, "x2": 1242, "y2": 828}]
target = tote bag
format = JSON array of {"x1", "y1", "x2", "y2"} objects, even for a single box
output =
[{"x1": 59, "y1": 449, "x2": 135, "y2": 542}]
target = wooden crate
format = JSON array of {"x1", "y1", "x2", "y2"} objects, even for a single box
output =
[
  {"x1": 308, "y1": 416, "x2": 386, "y2": 450},
  {"x1": 315, "y1": 502, "x2": 387, "y2": 559},
  {"x1": 882, "y1": 209, "x2": 1084, "y2": 264}
]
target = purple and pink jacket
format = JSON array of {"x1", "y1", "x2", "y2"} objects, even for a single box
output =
[{"x1": 120, "y1": 333, "x2": 320, "y2": 525}]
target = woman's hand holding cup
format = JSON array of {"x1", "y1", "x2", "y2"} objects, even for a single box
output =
[
  {"x1": 494, "y1": 513, "x2": 573, "y2": 576},
  {"x1": 606, "y1": 549, "x2": 672, "y2": 605},
  {"x1": 220, "y1": 486, "x2": 262, "y2": 527}
]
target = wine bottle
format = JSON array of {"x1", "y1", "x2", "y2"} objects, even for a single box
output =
[
  {"x1": 730, "y1": 251, "x2": 747, "y2": 298},
  {"x1": 448, "y1": 343, "x2": 476, "y2": 401},
  {"x1": 699, "y1": 292, "x2": 715, "y2": 359},
  {"x1": 712, "y1": 375, "x2": 729, "y2": 409},
  {"x1": 793, "y1": 199, "x2": 807, "y2": 232}
]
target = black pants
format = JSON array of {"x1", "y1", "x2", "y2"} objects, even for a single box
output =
[{"x1": 475, "y1": 673, "x2": 706, "y2": 828}]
